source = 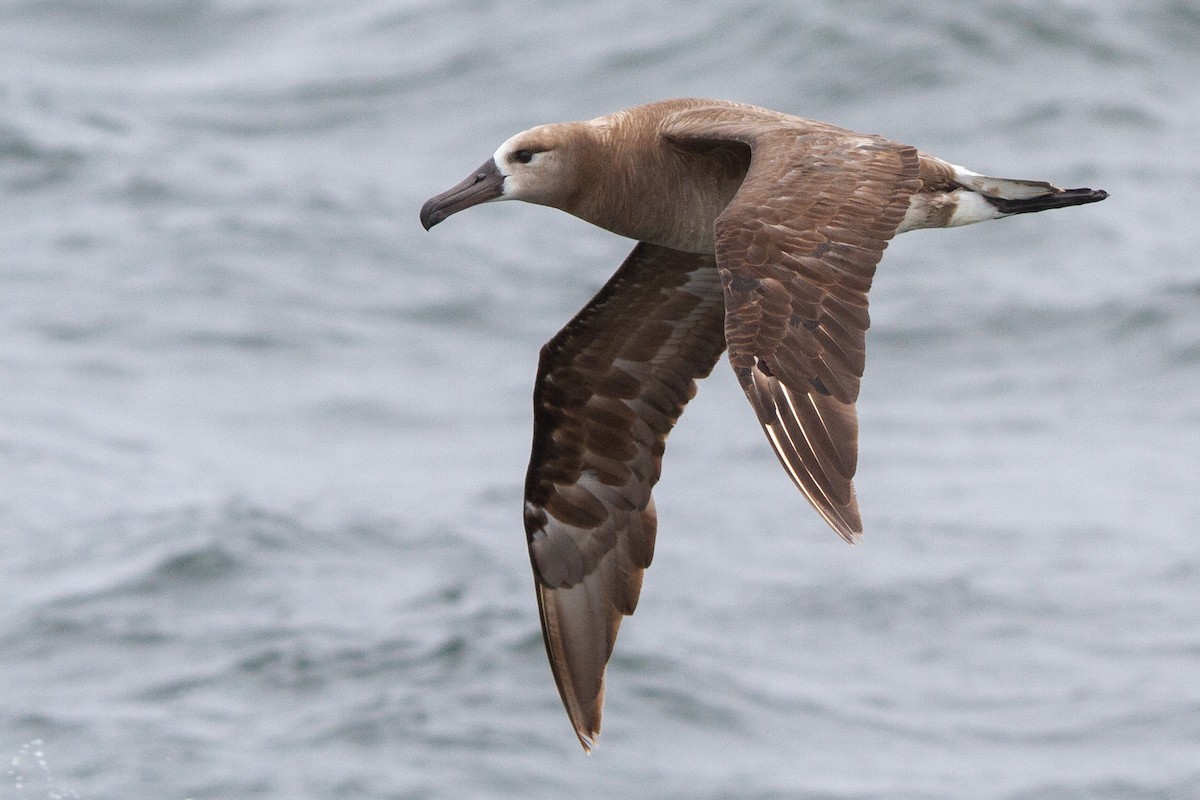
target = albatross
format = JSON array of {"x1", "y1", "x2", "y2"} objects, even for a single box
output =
[{"x1": 420, "y1": 98, "x2": 1107, "y2": 750}]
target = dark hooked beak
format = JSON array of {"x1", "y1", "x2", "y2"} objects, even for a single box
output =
[{"x1": 420, "y1": 158, "x2": 506, "y2": 230}]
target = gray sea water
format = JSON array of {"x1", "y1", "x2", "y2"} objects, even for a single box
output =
[{"x1": 3, "y1": 0, "x2": 1199, "y2": 798}]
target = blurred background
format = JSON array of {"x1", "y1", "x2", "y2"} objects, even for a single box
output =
[{"x1": 2, "y1": 0, "x2": 1198, "y2": 797}]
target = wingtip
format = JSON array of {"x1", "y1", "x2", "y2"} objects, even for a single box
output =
[
  {"x1": 575, "y1": 729, "x2": 598, "y2": 753},
  {"x1": 839, "y1": 528, "x2": 862, "y2": 546},
  {"x1": 570, "y1": 701, "x2": 601, "y2": 752},
  {"x1": 824, "y1": 492, "x2": 863, "y2": 545}
]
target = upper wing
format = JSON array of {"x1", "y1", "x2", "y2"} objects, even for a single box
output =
[
  {"x1": 665, "y1": 106, "x2": 921, "y2": 542},
  {"x1": 524, "y1": 242, "x2": 726, "y2": 750}
]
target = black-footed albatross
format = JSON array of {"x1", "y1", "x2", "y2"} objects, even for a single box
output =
[{"x1": 420, "y1": 98, "x2": 1107, "y2": 750}]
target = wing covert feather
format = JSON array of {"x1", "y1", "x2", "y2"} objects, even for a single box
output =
[{"x1": 666, "y1": 106, "x2": 922, "y2": 542}]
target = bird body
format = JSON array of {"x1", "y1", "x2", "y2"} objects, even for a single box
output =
[{"x1": 420, "y1": 98, "x2": 1106, "y2": 750}]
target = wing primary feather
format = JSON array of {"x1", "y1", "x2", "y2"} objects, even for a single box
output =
[
  {"x1": 747, "y1": 365, "x2": 862, "y2": 542},
  {"x1": 524, "y1": 242, "x2": 727, "y2": 749}
]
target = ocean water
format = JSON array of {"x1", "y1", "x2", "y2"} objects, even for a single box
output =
[{"x1": 2, "y1": 0, "x2": 1199, "y2": 797}]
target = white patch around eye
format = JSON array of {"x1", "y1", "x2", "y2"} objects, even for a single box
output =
[
  {"x1": 491, "y1": 136, "x2": 525, "y2": 198},
  {"x1": 492, "y1": 139, "x2": 516, "y2": 175}
]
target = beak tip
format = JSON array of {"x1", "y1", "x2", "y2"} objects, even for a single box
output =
[
  {"x1": 419, "y1": 158, "x2": 504, "y2": 233},
  {"x1": 419, "y1": 199, "x2": 443, "y2": 231}
]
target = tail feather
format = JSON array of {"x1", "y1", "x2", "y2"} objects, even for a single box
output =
[
  {"x1": 951, "y1": 165, "x2": 1108, "y2": 216},
  {"x1": 982, "y1": 186, "x2": 1109, "y2": 216},
  {"x1": 953, "y1": 171, "x2": 1060, "y2": 199}
]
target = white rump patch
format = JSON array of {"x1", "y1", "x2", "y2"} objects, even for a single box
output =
[
  {"x1": 948, "y1": 191, "x2": 1001, "y2": 227},
  {"x1": 951, "y1": 162, "x2": 1057, "y2": 200}
]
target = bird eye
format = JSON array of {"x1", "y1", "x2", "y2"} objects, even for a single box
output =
[{"x1": 513, "y1": 149, "x2": 534, "y2": 164}]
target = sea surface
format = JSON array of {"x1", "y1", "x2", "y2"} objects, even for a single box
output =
[{"x1": 2, "y1": 1, "x2": 1199, "y2": 798}]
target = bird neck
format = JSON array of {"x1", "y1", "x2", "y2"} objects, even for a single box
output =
[{"x1": 566, "y1": 124, "x2": 748, "y2": 254}]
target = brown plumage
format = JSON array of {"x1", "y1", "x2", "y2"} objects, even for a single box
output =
[{"x1": 420, "y1": 98, "x2": 1107, "y2": 750}]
